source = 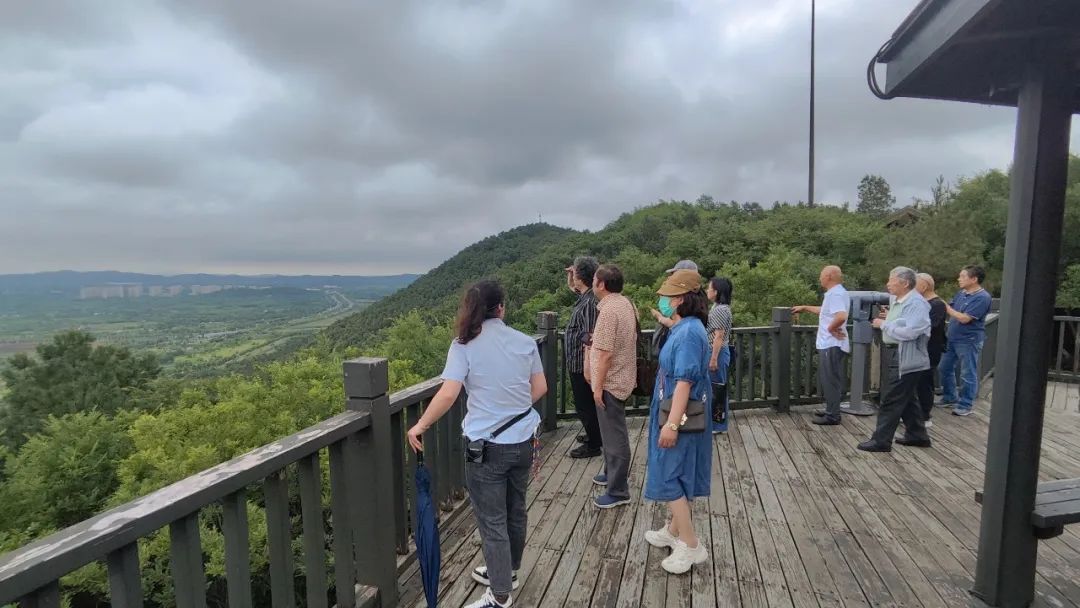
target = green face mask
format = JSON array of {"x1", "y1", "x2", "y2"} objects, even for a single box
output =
[{"x1": 658, "y1": 296, "x2": 676, "y2": 318}]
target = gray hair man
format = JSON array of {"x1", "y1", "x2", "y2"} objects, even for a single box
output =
[
  {"x1": 792, "y1": 265, "x2": 850, "y2": 425},
  {"x1": 860, "y1": 266, "x2": 933, "y2": 452}
]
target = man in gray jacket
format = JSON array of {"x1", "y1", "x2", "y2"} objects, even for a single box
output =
[{"x1": 859, "y1": 267, "x2": 933, "y2": 452}]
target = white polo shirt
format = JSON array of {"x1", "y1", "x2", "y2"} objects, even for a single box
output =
[{"x1": 817, "y1": 284, "x2": 851, "y2": 353}]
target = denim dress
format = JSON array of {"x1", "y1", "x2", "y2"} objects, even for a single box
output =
[{"x1": 644, "y1": 317, "x2": 713, "y2": 502}]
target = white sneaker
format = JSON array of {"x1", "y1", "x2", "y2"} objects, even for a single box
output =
[
  {"x1": 924, "y1": 420, "x2": 934, "y2": 428},
  {"x1": 471, "y1": 566, "x2": 520, "y2": 590},
  {"x1": 465, "y1": 587, "x2": 513, "y2": 608},
  {"x1": 644, "y1": 525, "x2": 678, "y2": 549},
  {"x1": 661, "y1": 539, "x2": 709, "y2": 574}
]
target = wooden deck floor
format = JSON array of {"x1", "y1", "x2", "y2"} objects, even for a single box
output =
[{"x1": 398, "y1": 381, "x2": 1080, "y2": 608}]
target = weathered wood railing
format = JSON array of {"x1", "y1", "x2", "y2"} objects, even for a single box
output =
[
  {"x1": 555, "y1": 307, "x2": 877, "y2": 417},
  {"x1": 1049, "y1": 315, "x2": 1080, "y2": 382},
  {"x1": 0, "y1": 357, "x2": 401, "y2": 608}
]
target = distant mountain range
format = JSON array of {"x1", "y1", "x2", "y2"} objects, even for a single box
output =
[{"x1": 0, "y1": 271, "x2": 419, "y2": 294}]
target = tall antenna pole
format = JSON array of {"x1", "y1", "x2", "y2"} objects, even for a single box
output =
[{"x1": 808, "y1": 0, "x2": 816, "y2": 207}]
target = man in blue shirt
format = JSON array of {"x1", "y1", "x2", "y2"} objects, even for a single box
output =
[{"x1": 937, "y1": 265, "x2": 993, "y2": 416}]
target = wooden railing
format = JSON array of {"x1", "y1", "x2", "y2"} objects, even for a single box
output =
[
  {"x1": 554, "y1": 307, "x2": 875, "y2": 417},
  {"x1": 1049, "y1": 315, "x2": 1080, "y2": 382}
]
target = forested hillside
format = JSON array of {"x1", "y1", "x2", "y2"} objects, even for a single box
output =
[{"x1": 325, "y1": 155, "x2": 1080, "y2": 353}]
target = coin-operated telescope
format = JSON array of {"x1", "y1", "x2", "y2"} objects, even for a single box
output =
[{"x1": 840, "y1": 291, "x2": 891, "y2": 416}]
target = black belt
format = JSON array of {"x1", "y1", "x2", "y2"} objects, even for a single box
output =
[{"x1": 882, "y1": 344, "x2": 899, "y2": 350}]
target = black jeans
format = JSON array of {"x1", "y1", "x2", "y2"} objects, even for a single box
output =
[
  {"x1": 465, "y1": 440, "x2": 533, "y2": 596},
  {"x1": 569, "y1": 372, "x2": 603, "y2": 448},
  {"x1": 871, "y1": 365, "x2": 930, "y2": 446},
  {"x1": 917, "y1": 350, "x2": 943, "y2": 421}
]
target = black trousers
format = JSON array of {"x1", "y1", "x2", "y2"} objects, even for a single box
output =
[
  {"x1": 569, "y1": 372, "x2": 603, "y2": 448},
  {"x1": 871, "y1": 364, "x2": 930, "y2": 446},
  {"x1": 917, "y1": 350, "x2": 943, "y2": 421}
]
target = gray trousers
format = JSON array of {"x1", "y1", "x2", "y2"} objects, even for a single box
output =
[
  {"x1": 597, "y1": 391, "x2": 631, "y2": 500},
  {"x1": 465, "y1": 440, "x2": 533, "y2": 596},
  {"x1": 818, "y1": 347, "x2": 848, "y2": 420}
]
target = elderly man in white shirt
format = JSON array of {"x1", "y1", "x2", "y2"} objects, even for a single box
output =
[{"x1": 792, "y1": 265, "x2": 851, "y2": 425}]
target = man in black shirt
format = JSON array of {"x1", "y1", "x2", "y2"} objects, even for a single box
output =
[
  {"x1": 916, "y1": 273, "x2": 947, "y2": 427},
  {"x1": 564, "y1": 256, "x2": 602, "y2": 458}
]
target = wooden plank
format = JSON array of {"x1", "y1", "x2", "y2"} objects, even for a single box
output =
[
  {"x1": 638, "y1": 503, "x2": 669, "y2": 608},
  {"x1": 717, "y1": 423, "x2": 767, "y2": 607},
  {"x1": 389, "y1": 408, "x2": 409, "y2": 554},
  {"x1": 614, "y1": 464, "x2": 654, "y2": 607},
  {"x1": 169, "y1": 512, "x2": 208, "y2": 608},
  {"x1": 17, "y1": 581, "x2": 60, "y2": 608},
  {"x1": 265, "y1": 470, "x2": 296, "y2": 608},
  {"x1": 689, "y1": 495, "x2": 717, "y2": 608},
  {"x1": 107, "y1": 542, "x2": 144, "y2": 608},
  {"x1": 708, "y1": 433, "x2": 741, "y2": 608},
  {"x1": 298, "y1": 454, "x2": 328, "y2": 608},
  {"x1": 557, "y1": 419, "x2": 648, "y2": 607},
  {"x1": 744, "y1": 417, "x2": 843, "y2": 607},
  {"x1": 590, "y1": 558, "x2": 625, "y2": 608},
  {"x1": 728, "y1": 424, "x2": 792, "y2": 608},
  {"x1": 222, "y1": 490, "x2": 253, "y2": 608},
  {"x1": 738, "y1": 418, "x2": 816, "y2": 608},
  {"x1": 328, "y1": 441, "x2": 356, "y2": 608}
]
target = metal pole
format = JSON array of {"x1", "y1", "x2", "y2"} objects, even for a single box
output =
[
  {"x1": 808, "y1": 0, "x2": 815, "y2": 207},
  {"x1": 972, "y1": 42, "x2": 1072, "y2": 607}
]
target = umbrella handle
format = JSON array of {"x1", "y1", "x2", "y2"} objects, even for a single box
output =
[{"x1": 417, "y1": 450, "x2": 424, "y2": 465}]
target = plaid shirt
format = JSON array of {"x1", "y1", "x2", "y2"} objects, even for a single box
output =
[{"x1": 564, "y1": 289, "x2": 598, "y2": 374}]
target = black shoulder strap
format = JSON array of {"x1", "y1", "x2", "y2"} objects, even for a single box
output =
[{"x1": 491, "y1": 409, "x2": 533, "y2": 440}]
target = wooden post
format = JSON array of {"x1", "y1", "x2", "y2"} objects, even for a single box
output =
[
  {"x1": 343, "y1": 357, "x2": 399, "y2": 607},
  {"x1": 537, "y1": 312, "x2": 559, "y2": 433},
  {"x1": 973, "y1": 45, "x2": 1072, "y2": 608},
  {"x1": 772, "y1": 307, "x2": 792, "y2": 412}
]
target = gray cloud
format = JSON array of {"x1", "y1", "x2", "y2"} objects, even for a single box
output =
[{"x1": 1, "y1": 0, "x2": 1076, "y2": 275}]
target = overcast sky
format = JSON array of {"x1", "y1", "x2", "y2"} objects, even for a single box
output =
[{"x1": 3, "y1": 0, "x2": 1077, "y2": 276}]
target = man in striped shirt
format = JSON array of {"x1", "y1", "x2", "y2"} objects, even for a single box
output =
[{"x1": 564, "y1": 256, "x2": 602, "y2": 459}]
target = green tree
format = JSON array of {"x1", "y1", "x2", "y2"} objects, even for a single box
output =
[
  {"x1": 0, "y1": 331, "x2": 160, "y2": 451},
  {"x1": 1057, "y1": 264, "x2": 1080, "y2": 309},
  {"x1": 0, "y1": 411, "x2": 134, "y2": 535},
  {"x1": 373, "y1": 310, "x2": 453, "y2": 380},
  {"x1": 856, "y1": 174, "x2": 897, "y2": 219},
  {"x1": 720, "y1": 249, "x2": 821, "y2": 326}
]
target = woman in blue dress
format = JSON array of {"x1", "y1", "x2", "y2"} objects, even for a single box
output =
[{"x1": 643, "y1": 269, "x2": 713, "y2": 575}]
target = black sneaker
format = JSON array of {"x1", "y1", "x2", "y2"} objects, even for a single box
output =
[
  {"x1": 857, "y1": 440, "x2": 892, "y2": 453},
  {"x1": 569, "y1": 445, "x2": 602, "y2": 459},
  {"x1": 472, "y1": 566, "x2": 519, "y2": 590},
  {"x1": 575, "y1": 433, "x2": 588, "y2": 444},
  {"x1": 896, "y1": 437, "x2": 932, "y2": 448},
  {"x1": 812, "y1": 414, "x2": 840, "y2": 426}
]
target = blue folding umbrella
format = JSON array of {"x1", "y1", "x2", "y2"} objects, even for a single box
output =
[{"x1": 414, "y1": 452, "x2": 440, "y2": 608}]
